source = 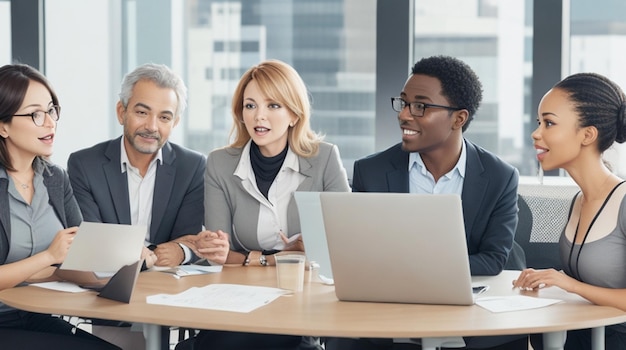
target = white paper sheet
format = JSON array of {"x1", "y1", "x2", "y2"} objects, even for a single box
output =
[
  {"x1": 60, "y1": 222, "x2": 146, "y2": 273},
  {"x1": 146, "y1": 283, "x2": 289, "y2": 313},
  {"x1": 476, "y1": 295, "x2": 562, "y2": 312},
  {"x1": 151, "y1": 265, "x2": 223, "y2": 278},
  {"x1": 29, "y1": 281, "x2": 90, "y2": 293}
]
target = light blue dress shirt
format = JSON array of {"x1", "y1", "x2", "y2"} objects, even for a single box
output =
[{"x1": 408, "y1": 141, "x2": 466, "y2": 196}]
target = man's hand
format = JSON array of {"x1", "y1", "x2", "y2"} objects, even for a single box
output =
[{"x1": 153, "y1": 242, "x2": 185, "y2": 267}]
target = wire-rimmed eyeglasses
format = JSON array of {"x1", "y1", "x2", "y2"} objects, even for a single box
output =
[
  {"x1": 391, "y1": 97, "x2": 463, "y2": 118},
  {"x1": 11, "y1": 105, "x2": 61, "y2": 126}
]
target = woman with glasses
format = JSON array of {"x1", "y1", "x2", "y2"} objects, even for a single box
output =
[
  {"x1": 175, "y1": 59, "x2": 350, "y2": 350},
  {"x1": 0, "y1": 64, "x2": 120, "y2": 350},
  {"x1": 513, "y1": 72, "x2": 626, "y2": 349}
]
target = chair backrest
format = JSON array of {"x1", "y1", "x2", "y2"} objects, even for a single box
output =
[{"x1": 514, "y1": 179, "x2": 580, "y2": 270}]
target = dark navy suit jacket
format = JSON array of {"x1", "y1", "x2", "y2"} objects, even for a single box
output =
[
  {"x1": 352, "y1": 140, "x2": 520, "y2": 276},
  {"x1": 67, "y1": 137, "x2": 206, "y2": 246}
]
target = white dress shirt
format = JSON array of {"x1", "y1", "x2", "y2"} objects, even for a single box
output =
[{"x1": 233, "y1": 140, "x2": 305, "y2": 251}]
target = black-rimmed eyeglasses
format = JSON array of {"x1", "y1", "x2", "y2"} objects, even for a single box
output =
[
  {"x1": 11, "y1": 105, "x2": 61, "y2": 126},
  {"x1": 391, "y1": 97, "x2": 463, "y2": 118}
]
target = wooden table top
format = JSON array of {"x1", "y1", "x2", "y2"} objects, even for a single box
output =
[{"x1": 1, "y1": 268, "x2": 625, "y2": 338}]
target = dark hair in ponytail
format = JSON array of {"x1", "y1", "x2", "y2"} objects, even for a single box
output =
[{"x1": 554, "y1": 72, "x2": 626, "y2": 152}]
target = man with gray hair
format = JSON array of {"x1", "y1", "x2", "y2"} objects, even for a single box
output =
[{"x1": 67, "y1": 63, "x2": 208, "y2": 350}]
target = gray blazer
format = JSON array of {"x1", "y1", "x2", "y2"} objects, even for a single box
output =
[
  {"x1": 205, "y1": 142, "x2": 350, "y2": 252},
  {"x1": 0, "y1": 161, "x2": 82, "y2": 264},
  {"x1": 67, "y1": 137, "x2": 206, "y2": 245}
]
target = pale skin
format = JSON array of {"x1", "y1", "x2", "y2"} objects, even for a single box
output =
[
  {"x1": 186, "y1": 230, "x2": 304, "y2": 266},
  {"x1": 181, "y1": 79, "x2": 304, "y2": 266},
  {"x1": 0, "y1": 81, "x2": 79, "y2": 290},
  {"x1": 228, "y1": 79, "x2": 302, "y2": 265},
  {"x1": 512, "y1": 87, "x2": 626, "y2": 311},
  {"x1": 175, "y1": 231, "x2": 231, "y2": 265}
]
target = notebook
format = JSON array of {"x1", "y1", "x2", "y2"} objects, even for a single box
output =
[
  {"x1": 293, "y1": 191, "x2": 334, "y2": 284},
  {"x1": 319, "y1": 192, "x2": 476, "y2": 305}
]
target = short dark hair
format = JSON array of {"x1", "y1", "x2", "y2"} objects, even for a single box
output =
[
  {"x1": 0, "y1": 64, "x2": 59, "y2": 170},
  {"x1": 411, "y1": 55, "x2": 483, "y2": 131},
  {"x1": 554, "y1": 72, "x2": 626, "y2": 153}
]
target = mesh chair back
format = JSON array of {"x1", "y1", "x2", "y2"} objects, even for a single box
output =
[{"x1": 515, "y1": 182, "x2": 580, "y2": 270}]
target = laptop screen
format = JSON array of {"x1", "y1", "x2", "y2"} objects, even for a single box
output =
[{"x1": 319, "y1": 192, "x2": 474, "y2": 305}]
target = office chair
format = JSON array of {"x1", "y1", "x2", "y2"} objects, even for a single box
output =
[{"x1": 514, "y1": 182, "x2": 580, "y2": 270}]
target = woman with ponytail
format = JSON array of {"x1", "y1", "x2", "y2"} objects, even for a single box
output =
[{"x1": 513, "y1": 72, "x2": 626, "y2": 349}]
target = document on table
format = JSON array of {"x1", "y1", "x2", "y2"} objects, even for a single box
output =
[
  {"x1": 476, "y1": 295, "x2": 562, "y2": 313},
  {"x1": 150, "y1": 265, "x2": 223, "y2": 278},
  {"x1": 146, "y1": 284, "x2": 290, "y2": 313},
  {"x1": 29, "y1": 281, "x2": 90, "y2": 293}
]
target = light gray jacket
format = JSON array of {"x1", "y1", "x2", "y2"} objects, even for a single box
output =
[{"x1": 204, "y1": 142, "x2": 350, "y2": 252}]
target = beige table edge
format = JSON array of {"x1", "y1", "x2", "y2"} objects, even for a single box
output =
[{"x1": 0, "y1": 269, "x2": 625, "y2": 339}]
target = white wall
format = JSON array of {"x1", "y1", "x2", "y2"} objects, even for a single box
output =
[
  {"x1": 44, "y1": 0, "x2": 120, "y2": 169},
  {"x1": 0, "y1": 2, "x2": 10, "y2": 66}
]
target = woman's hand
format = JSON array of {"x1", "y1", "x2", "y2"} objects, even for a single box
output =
[
  {"x1": 193, "y1": 230, "x2": 230, "y2": 265},
  {"x1": 45, "y1": 227, "x2": 78, "y2": 265},
  {"x1": 280, "y1": 231, "x2": 305, "y2": 252},
  {"x1": 141, "y1": 247, "x2": 158, "y2": 269},
  {"x1": 512, "y1": 268, "x2": 578, "y2": 292}
]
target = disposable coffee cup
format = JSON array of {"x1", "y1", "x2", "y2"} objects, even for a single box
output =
[{"x1": 275, "y1": 254, "x2": 306, "y2": 292}]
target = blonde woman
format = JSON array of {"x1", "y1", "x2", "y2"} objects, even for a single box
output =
[{"x1": 177, "y1": 59, "x2": 349, "y2": 350}]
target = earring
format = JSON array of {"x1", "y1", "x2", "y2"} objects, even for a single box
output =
[{"x1": 289, "y1": 122, "x2": 294, "y2": 127}]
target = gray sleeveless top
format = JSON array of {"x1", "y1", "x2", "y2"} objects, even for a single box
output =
[
  {"x1": 560, "y1": 182, "x2": 626, "y2": 287},
  {"x1": 559, "y1": 182, "x2": 626, "y2": 332}
]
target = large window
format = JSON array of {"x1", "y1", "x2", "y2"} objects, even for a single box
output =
[
  {"x1": 8, "y1": 0, "x2": 626, "y2": 179},
  {"x1": 569, "y1": 0, "x2": 626, "y2": 176},
  {"x1": 180, "y1": 0, "x2": 377, "y2": 179},
  {"x1": 411, "y1": 0, "x2": 533, "y2": 175}
]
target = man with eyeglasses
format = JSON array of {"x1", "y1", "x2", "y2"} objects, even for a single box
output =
[
  {"x1": 66, "y1": 63, "x2": 215, "y2": 350},
  {"x1": 326, "y1": 55, "x2": 526, "y2": 350}
]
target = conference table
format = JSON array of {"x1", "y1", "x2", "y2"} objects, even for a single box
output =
[{"x1": 0, "y1": 268, "x2": 625, "y2": 350}]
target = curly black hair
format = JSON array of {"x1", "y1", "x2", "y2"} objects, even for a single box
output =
[
  {"x1": 411, "y1": 55, "x2": 483, "y2": 132},
  {"x1": 554, "y1": 72, "x2": 626, "y2": 153}
]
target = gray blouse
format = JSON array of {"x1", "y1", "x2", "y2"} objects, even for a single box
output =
[
  {"x1": 0, "y1": 160, "x2": 70, "y2": 314},
  {"x1": 3, "y1": 168, "x2": 63, "y2": 264}
]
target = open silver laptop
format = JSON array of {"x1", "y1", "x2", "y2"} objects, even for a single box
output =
[{"x1": 319, "y1": 192, "x2": 475, "y2": 305}]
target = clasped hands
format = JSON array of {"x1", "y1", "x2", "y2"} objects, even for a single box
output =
[{"x1": 174, "y1": 230, "x2": 230, "y2": 265}]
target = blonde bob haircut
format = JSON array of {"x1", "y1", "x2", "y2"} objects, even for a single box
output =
[{"x1": 229, "y1": 59, "x2": 323, "y2": 157}]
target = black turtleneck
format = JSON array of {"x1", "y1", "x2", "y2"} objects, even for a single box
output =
[{"x1": 250, "y1": 142, "x2": 288, "y2": 199}]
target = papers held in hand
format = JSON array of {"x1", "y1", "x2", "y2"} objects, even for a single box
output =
[{"x1": 54, "y1": 222, "x2": 146, "y2": 302}]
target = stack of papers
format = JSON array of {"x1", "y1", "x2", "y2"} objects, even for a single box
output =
[{"x1": 147, "y1": 284, "x2": 289, "y2": 313}]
